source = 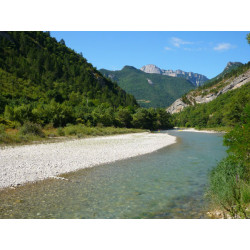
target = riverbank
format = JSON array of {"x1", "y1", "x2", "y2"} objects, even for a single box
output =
[
  {"x1": 0, "y1": 125, "x2": 146, "y2": 147},
  {"x1": 174, "y1": 127, "x2": 227, "y2": 133},
  {"x1": 0, "y1": 132, "x2": 176, "y2": 189},
  {"x1": 177, "y1": 128, "x2": 220, "y2": 133}
]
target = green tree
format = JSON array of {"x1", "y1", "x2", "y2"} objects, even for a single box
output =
[
  {"x1": 115, "y1": 108, "x2": 133, "y2": 127},
  {"x1": 247, "y1": 33, "x2": 250, "y2": 44},
  {"x1": 59, "y1": 39, "x2": 65, "y2": 46}
]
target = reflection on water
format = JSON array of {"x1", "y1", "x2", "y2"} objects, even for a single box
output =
[{"x1": 0, "y1": 131, "x2": 227, "y2": 219}]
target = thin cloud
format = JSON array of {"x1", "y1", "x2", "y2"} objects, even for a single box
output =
[
  {"x1": 213, "y1": 43, "x2": 236, "y2": 51},
  {"x1": 171, "y1": 37, "x2": 194, "y2": 47},
  {"x1": 165, "y1": 38, "x2": 235, "y2": 52},
  {"x1": 183, "y1": 47, "x2": 204, "y2": 51}
]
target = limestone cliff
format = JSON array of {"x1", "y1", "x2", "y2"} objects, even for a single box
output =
[
  {"x1": 140, "y1": 64, "x2": 209, "y2": 87},
  {"x1": 167, "y1": 69, "x2": 250, "y2": 114}
]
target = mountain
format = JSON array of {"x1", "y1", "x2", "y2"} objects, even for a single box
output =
[
  {"x1": 140, "y1": 64, "x2": 209, "y2": 87},
  {"x1": 204, "y1": 62, "x2": 243, "y2": 85},
  {"x1": 100, "y1": 66, "x2": 195, "y2": 108},
  {"x1": 167, "y1": 62, "x2": 250, "y2": 115},
  {"x1": 0, "y1": 31, "x2": 137, "y2": 127},
  {"x1": 223, "y1": 61, "x2": 243, "y2": 73}
]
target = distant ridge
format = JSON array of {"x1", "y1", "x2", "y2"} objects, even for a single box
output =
[
  {"x1": 100, "y1": 66, "x2": 194, "y2": 108},
  {"x1": 140, "y1": 64, "x2": 209, "y2": 87}
]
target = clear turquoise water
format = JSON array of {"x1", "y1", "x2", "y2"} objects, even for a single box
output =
[{"x1": 0, "y1": 131, "x2": 227, "y2": 219}]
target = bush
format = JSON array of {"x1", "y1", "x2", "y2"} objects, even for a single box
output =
[
  {"x1": 44, "y1": 123, "x2": 54, "y2": 130},
  {"x1": 0, "y1": 117, "x2": 16, "y2": 128},
  {"x1": 0, "y1": 125, "x2": 21, "y2": 144},
  {"x1": 57, "y1": 127, "x2": 65, "y2": 136},
  {"x1": 208, "y1": 156, "x2": 249, "y2": 218},
  {"x1": 19, "y1": 122, "x2": 45, "y2": 137},
  {"x1": 64, "y1": 125, "x2": 78, "y2": 135},
  {"x1": 0, "y1": 124, "x2": 5, "y2": 134}
]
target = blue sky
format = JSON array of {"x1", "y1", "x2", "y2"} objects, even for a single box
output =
[{"x1": 51, "y1": 31, "x2": 249, "y2": 79}]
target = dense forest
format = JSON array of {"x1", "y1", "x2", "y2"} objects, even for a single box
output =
[
  {"x1": 0, "y1": 31, "x2": 173, "y2": 134},
  {"x1": 100, "y1": 66, "x2": 194, "y2": 108}
]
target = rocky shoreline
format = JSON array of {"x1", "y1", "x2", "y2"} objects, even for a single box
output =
[
  {"x1": 0, "y1": 132, "x2": 176, "y2": 189},
  {"x1": 175, "y1": 128, "x2": 222, "y2": 133}
]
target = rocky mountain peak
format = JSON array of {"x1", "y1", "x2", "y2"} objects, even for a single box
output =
[
  {"x1": 140, "y1": 64, "x2": 162, "y2": 74},
  {"x1": 225, "y1": 62, "x2": 243, "y2": 71},
  {"x1": 140, "y1": 64, "x2": 209, "y2": 87}
]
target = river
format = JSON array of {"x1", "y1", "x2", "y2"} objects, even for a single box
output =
[{"x1": 0, "y1": 130, "x2": 227, "y2": 218}]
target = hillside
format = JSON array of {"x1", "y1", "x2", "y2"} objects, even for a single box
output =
[
  {"x1": 0, "y1": 32, "x2": 174, "y2": 134},
  {"x1": 204, "y1": 62, "x2": 243, "y2": 85},
  {"x1": 167, "y1": 62, "x2": 250, "y2": 114},
  {"x1": 100, "y1": 66, "x2": 194, "y2": 108},
  {"x1": 203, "y1": 61, "x2": 243, "y2": 86},
  {"x1": 140, "y1": 64, "x2": 209, "y2": 87},
  {"x1": 0, "y1": 31, "x2": 138, "y2": 127},
  {"x1": 173, "y1": 82, "x2": 249, "y2": 128}
]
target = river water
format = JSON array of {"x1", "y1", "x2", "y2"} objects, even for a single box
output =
[{"x1": 0, "y1": 131, "x2": 227, "y2": 219}]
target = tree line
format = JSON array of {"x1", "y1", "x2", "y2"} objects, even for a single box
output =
[{"x1": 0, "y1": 31, "x2": 173, "y2": 130}]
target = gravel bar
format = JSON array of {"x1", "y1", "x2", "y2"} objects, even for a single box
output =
[{"x1": 0, "y1": 132, "x2": 176, "y2": 189}]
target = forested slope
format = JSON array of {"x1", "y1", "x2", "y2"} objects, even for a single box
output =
[
  {"x1": 0, "y1": 32, "x2": 173, "y2": 135},
  {"x1": 100, "y1": 66, "x2": 194, "y2": 108},
  {"x1": 167, "y1": 62, "x2": 250, "y2": 114},
  {"x1": 173, "y1": 82, "x2": 250, "y2": 129},
  {"x1": 0, "y1": 31, "x2": 138, "y2": 127}
]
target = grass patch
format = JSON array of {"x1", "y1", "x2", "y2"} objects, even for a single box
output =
[
  {"x1": 0, "y1": 124, "x2": 146, "y2": 146},
  {"x1": 207, "y1": 156, "x2": 249, "y2": 218}
]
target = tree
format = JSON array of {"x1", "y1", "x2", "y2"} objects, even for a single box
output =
[
  {"x1": 247, "y1": 33, "x2": 250, "y2": 44},
  {"x1": 115, "y1": 108, "x2": 133, "y2": 127},
  {"x1": 59, "y1": 39, "x2": 65, "y2": 46},
  {"x1": 45, "y1": 31, "x2": 51, "y2": 37},
  {"x1": 132, "y1": 108, "x2": 156, "y2": 130}
]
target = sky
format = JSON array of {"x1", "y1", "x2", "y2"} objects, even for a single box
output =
[{"x1": 50, "y1": 31, "x2": 250, "y2": 79}]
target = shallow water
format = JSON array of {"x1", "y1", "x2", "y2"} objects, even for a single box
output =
[{"x1": 0, "y1": 131, "x2": 227, "y2": 219}]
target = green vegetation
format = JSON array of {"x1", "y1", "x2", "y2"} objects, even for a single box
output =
[
  {"x1": 174, "y1": 83, "x2": 250, "y2": 129},
  {"x1": 174, "y1": 43, "x2": 250, "y2": 218},
  {"x1": 19, "y1": 122, "x2": 45, "y2": 137},
  {"x1": 197, "y1": 61, "x2": 249, "y2": 91},
  {"x1": 0, "y1": 106, "x2": 173, "y2": 145},
  {"x1": 208, "y1": 107, "x2": 250, "y2": 218},
  {"x1": 0, "y1": 32, "x2": 173, "y2": 141},
  {"x1": 100, "y1": 66, "x2": 194, "y2": 108},
  {"x1": 0, "y1": 31, "x2": 136, "y2": 125},
  {"x1": 180, "y1": 62, "x2": 250, "y2": 105},
  {"x1": 174, "y1": 75, "x2": 250, "y2": 218},
  {"x1": 0, "y1": 123, "x2": 146, "y2": 146}
]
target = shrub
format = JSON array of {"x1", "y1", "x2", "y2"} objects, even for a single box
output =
[
  {"x1": 0, "y1": 124, "x2": 5, "y2": 134},
  {"x1": 0, "y1": 117, "x2": 16, "y2": 128},
  {"x1": 44, "y1": 123, "x2": 54, "y2": 130},
  {"x1": 19, "y1": 122, "x2": 45, "y2": 137},
  {"x1": 208, "y1": 156, "x2": 249, "y2": 218},
  {"x1": 57, "y1": 127, "x2": 65, "y2": 136},
  {"x1": 64, "y1": 125, "x2": 78, "y2": 135}
]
